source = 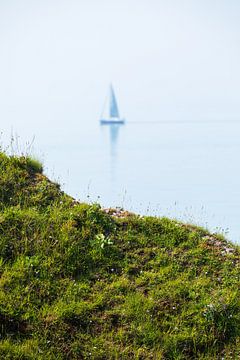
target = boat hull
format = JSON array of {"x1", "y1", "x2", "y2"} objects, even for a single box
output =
[{"x1": 100, "y1": 118, "x2": 125, "y2": 125}]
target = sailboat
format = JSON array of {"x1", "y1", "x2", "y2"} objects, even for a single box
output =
[{"x1": 100, "y1": 85, "x2": 125, "y2": 124}]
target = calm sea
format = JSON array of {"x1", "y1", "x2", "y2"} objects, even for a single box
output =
[{"x1": 40, "y1": 119, "x2": 240, "y2": 244}]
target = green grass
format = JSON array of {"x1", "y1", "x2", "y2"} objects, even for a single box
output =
[{"x1": 0, "y1": 152, "x2": 239, "y2": 359}]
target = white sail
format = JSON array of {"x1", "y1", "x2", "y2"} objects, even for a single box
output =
[
  {"x1": 100, "y1": 85, "x2": 125, "y2": 124},
  {"x1": 109, "y1": 85, "x2": 119, "y2": 118}
]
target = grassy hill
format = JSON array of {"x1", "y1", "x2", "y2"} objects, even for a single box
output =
[{"x1": 0, "y1": 152, "x2": 239, "y2": 359}]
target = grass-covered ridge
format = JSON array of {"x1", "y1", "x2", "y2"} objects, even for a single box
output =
[{"x1": 0, "y1": 152, "x2": 239, "y2": 359}]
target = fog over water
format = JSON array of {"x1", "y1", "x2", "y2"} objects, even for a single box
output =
[{"x1": 0, "y1": 0, "x2": 240, "y2": 242}]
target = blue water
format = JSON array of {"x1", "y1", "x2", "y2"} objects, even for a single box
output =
[{"x1": 32, "y1": 118, "x2": 240, "y2": 244}]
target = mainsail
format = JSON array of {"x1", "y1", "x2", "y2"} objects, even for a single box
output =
[
  {"x1": 109, "y1": 85, "x2": 119, "y2": 118},
  {"x1": 100, "y1": 84, "x2": 125, "y2": 124}
]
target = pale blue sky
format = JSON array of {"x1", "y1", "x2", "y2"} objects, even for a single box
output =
[{"x1": 0, "y1": 0, "x2": 240, "y2": 140}]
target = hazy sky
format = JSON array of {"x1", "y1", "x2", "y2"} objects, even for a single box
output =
[{"x1": 0, "y1": 0, "x2": 240, "y2": 140}]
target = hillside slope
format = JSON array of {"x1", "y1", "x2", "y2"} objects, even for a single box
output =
[{"x1": 0, "y1": 152, "x2": 239, "y2": 359}]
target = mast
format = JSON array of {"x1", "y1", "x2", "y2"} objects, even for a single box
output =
[{"x1": 109, "y1": 85, "x2": 120, "y2": 118}]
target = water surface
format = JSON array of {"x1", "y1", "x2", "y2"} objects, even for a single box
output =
[{"x1": 39, "y1": 118, "x2": 240, "y2": 243}]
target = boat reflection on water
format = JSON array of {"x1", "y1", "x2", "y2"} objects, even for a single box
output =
[
  {"x1": 109, "y1": 123, "x2": 121, "y2": 158},
  {"x1": 101, "y1": 122, "x2": 124, "y2": 183}
]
